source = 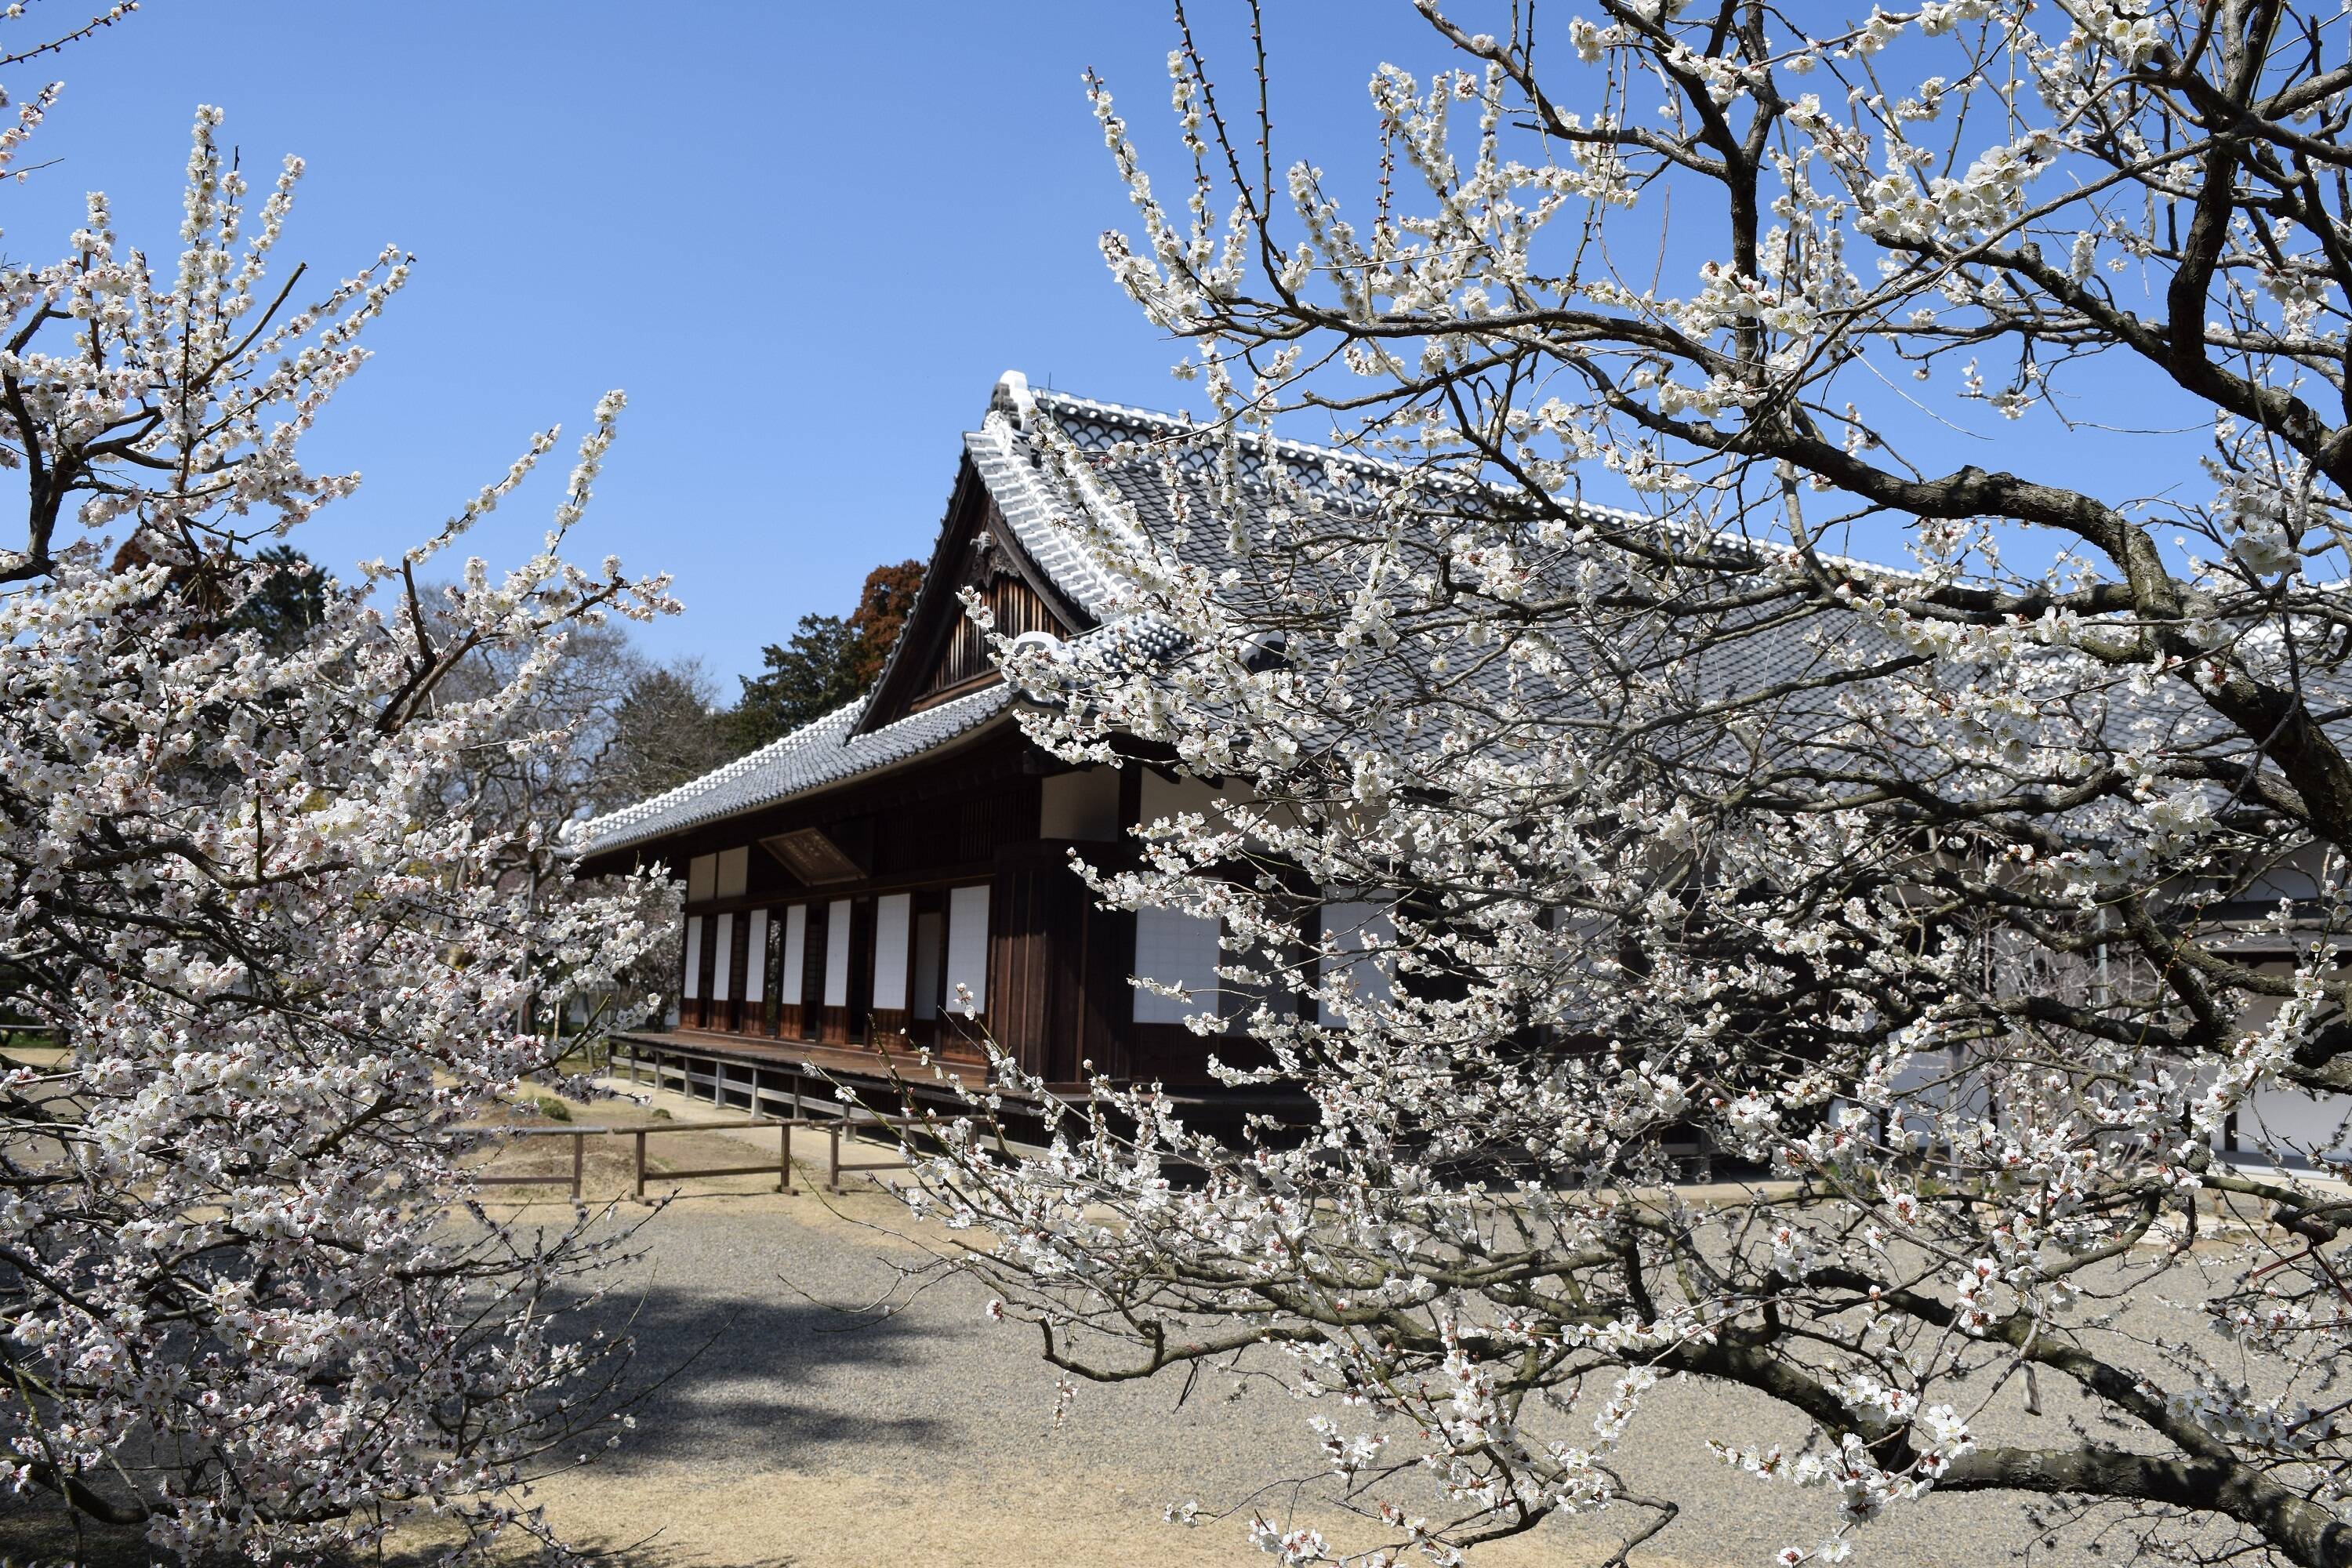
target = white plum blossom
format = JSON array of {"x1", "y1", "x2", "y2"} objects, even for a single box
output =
[
  {"x1": 890, "y1": 5, "x2": 2352, "y2": 1568},
  {"x1": 0, "y1": 57, "x2": 673, "y2": 1568}
]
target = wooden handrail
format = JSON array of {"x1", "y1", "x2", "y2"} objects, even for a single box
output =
[
  {"x1": 458, "y1": 1118, "x2": 795, "y2": 1138},
  {"x1": 461, "y1": 1112, "x2": 914, "y2": 1202}
]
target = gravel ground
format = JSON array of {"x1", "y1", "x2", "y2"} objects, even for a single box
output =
[
  {"x1": 0, "y1": 1089, "x2": 2124, "y2": 1568},
  {"x1": 460, "y1": 1101, "x2": 2062, "y2": 1568}
]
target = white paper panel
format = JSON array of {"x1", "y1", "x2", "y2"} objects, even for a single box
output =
[
  {"x1": 946, "y1": 884, "x2": 990, "y2": 1013},
  {"x1": 745, "y1": 909, "x2": 769, "y2": 1005},
  {"x1": 780, "y1": 905, "x2": 808, "y2": 1000},
  {"x1": 1318, "y1": 900, "x2": 1396, "y2": 1026},
  {"x1": 681, "y1": 915, "x2": 704, "y2": 1000},
  {"x1": 823, "y1": 899, "x2": 852, "y2": 1007},
  {"x1": 1133, "y1": 906, "x2": 1220, "y2": 1025},
  {"x1": 872, "y1": 894, "x2": 911, "y2": 1011},
  {"x1": 712, "y1": 912, "x2": 735, "y2": 1004}
]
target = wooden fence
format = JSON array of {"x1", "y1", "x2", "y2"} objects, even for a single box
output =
[{"x1": 463, "y1": 1111, "x2": 920, "y2": 1201}]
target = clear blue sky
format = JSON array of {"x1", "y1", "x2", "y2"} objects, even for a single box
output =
[
  {"x1": 5, "y1": 2, "x2": 2195, "y2": 688},
  {"x1": 0, "y1": 1, "x2": 1454, "y2": 688}
]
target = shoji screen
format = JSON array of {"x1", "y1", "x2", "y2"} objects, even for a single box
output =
[
  {"x1": 779, "y1": 906, "x2": 808, "y2": 1001},
  {"x1": 711, "y1": 912, "x2": 735, "y2": 1017},
  {"x1": 822, "y1": 899, "x2": 853, "y2": 1007},
  {"x1": 1318, "y1": 900, "x2": 1396, "y2": 1025},
  {"x1": 872, "y1": 894, "x2": 911, "y2": 1012},
  {"x1": 682, "y1": 916, "x2": 705, "y2": 1000},
  {"x1": 744, "y1": 909, "x2": 769, "y2": 1020},
  {"x1": 945, "y1": 884, "x2": 989, "y2": 1013},
  {"x1": 1133, "y1": 906, "x2": 1220, "y2": 1025}
]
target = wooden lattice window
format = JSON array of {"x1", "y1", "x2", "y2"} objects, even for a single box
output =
[{"x1": 916, "y1": 552, "x2": 1060, "y2": 704}]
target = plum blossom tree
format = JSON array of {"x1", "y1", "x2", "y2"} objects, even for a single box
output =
[
  {"x1": 0, "y1": 50, "x2": 673, "y2": 1568},
  {"x1": 900, "y1": 3, "x2": 2352, "y2": 1565}
]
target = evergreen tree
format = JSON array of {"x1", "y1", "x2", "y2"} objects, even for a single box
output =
[
  {"x1": 231, "y1": 543, "x2": 328, "y2": 652},
  {"x1": 727, "y1": 611, "x2": 860, "y2": 748},
  {"x1": 725, "y1": 559, "x2": 921, "y2": 748}
]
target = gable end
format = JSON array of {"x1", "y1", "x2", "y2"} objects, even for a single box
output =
[{"x1": 858, "y1": 459, "x2": 1085, "y2": 732}]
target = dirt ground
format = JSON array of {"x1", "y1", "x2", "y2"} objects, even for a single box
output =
[
  {"x1": 493, "y1": 1190, "x2": 1727, "y2": 1568},
  {"x1": 445, "y1": 1094, "x2": 1758, "y2": 1568},
  {"x1": 0, "y1": 1080, "x2": 2121, "y2": 1567},
  {"x1": 434, "y1": 1087, "x2": 2064, "y2": 1568}
]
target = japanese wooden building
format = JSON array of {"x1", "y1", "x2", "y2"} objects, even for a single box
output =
[
  {"x1": 571, "y1": 369, "x2": 2352, "y2": 1167},
  {"x1": 570, "y1": 372, "x2": 1343, "y2": 1109}
]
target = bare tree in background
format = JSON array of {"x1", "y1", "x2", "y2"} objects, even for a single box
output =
[
  {"x1": 434, "y1": 619, "x2": 731, "y2": 893},
  {"x1": 604, "y1": 655, "x2": 738, "y2": 804}
]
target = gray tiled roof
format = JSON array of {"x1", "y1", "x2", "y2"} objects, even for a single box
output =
[
  {"x1": 964, "y1": 424, "x2": 1127, "y2": 619},
  {"x1": 568, "y1": 375, "x2": 1287, "y2": 862},
  {"x1": 1016, "y1": 380, "x2": 1886, "y2": 743},
  {"x1": 566, "y1": 685, "x2": 1015, "y2": 862},
  {"x1": 568, "y1": 370, "x2": 1935, "y2": 862}
]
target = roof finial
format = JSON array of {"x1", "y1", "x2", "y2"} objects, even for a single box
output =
[{"x1": 991, "y1": 368, "x2": 1036, "y2": 429}]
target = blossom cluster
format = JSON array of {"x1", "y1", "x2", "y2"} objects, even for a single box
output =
[
  {"x1": 897, "y1": 4, "x2": 2352, "y2": 1566},
  {"x1": 0, "y1": 99, "x2": 675, "y2": 1562}
]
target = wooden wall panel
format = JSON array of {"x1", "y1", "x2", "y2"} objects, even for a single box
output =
[
  {"x1": 990, "y1": 859, "x2": 1135, "y2": 1084},
  {"x1": 989, "y1": 866, "x2": 1044, "y2": 1079},
  {"x1": 848, "y1": 898, "x2": 877, "y2": 1044},
  {"x1": 937, "y1": 1013, "x2": 989, "y2": 1063},
  {"x1": 692, "y1": 924, "x2": 717, "y2": 1030},
  {"x1": 1127, "y1": 1022, "x2": 1192, "y2": 1081},
  {"x1": 800, "y1": 909, "x2": 828, "y2": 1040},
  {"x1": 726, "y1": 912, "x2": 752, "y2": 1033},
  {"x1": 762, "y1": 915, "x2": 785, "y2": 1037},
  {"x1": 1041, "y1": 873, "x2": 1090, "y2": 1084},
  {"x1": 1126, "y1": 1019, "x2": 1272, "y2": 1086},
  {"x1": 1078, "y1": 894, "x2": 1136, "y2": 1082},
  {"x1": 919, "y1": 575, "x2": 1061, "y2": 704}
]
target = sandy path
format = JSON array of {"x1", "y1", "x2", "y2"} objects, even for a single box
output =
[
  {"x1": 510, "y1": 1183, "x2": 1716, "y2": 1568},
  {"x1": 0, "y1": 1089, "x2": 2059, "y2": 1567},
  {"x1": 461, "y1": 1094, "x2": 2043, "y2": 1568}
]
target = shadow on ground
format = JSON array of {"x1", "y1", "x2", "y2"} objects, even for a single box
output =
[
  {"x1": 0, "y1": 1260, "x2": 924, "y2": 1568},
  {"x1": 568, "y1": 1273, "x2": 952, "y2": 1475},
  {"x1": 0, "y1": 1501, "x2": 800, "y2": 1568}
]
